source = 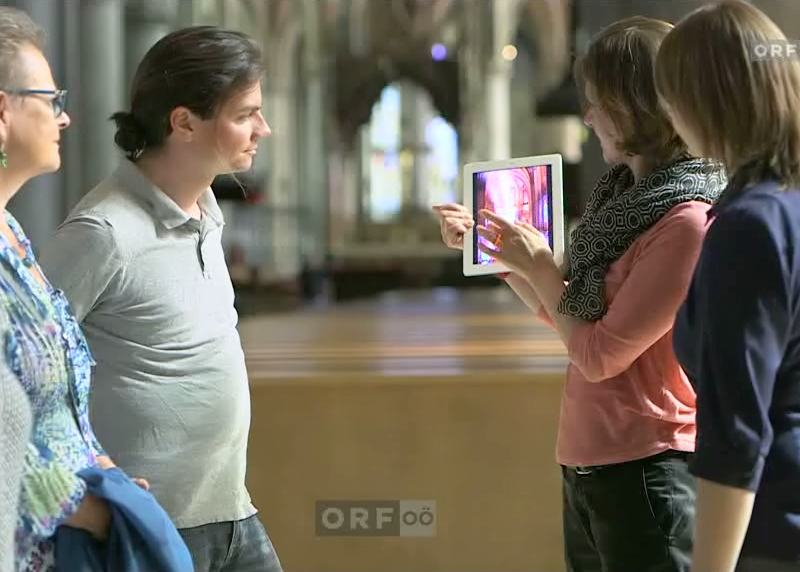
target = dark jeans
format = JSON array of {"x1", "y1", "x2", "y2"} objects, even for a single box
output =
[
  {"x1": 562, "y1": 449, "x2": 696, "y2": 572},
  {"x1": 178, "y1": 514, "x2": 283, "y2": 572}
]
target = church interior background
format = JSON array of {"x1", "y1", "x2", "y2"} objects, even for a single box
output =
[{"x1": 4, "y1": 0, "x2": 800, "y2": 570}]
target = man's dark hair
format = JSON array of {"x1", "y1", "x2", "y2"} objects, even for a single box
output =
[{"x1": 111, "y1": 26, "x2": 264, "y2": 160}]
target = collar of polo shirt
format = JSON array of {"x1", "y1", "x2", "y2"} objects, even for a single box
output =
[{"x1": 114, "y1": 159, "x2": 225, "y2": 231}]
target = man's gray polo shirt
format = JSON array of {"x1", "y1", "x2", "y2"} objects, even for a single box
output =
[{"x1": 39, "y1": 159, "x2": 256, "y2": 528}]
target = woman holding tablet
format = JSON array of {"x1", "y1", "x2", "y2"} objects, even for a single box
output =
[
  {"x1": 657, "y1": 2, "x2": 800, "y2": 570},
  {"x1": 435, "y1": 16, "x2": 725, "y2": 572}
]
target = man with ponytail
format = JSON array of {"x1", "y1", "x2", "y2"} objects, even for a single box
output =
[{"x1": 38, "y1": 26, "x2": 279, "y2": 572}]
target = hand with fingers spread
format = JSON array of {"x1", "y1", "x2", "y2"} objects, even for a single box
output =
[
  {"x1": 476, "y1": 209, "x2": 554, "y2": 275},
  {"x1": 432, "y1": 203, "x2": 474, "y2": 250}
]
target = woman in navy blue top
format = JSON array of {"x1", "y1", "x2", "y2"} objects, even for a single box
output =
[{"x1": 656, "y1": 1, "x2": 800, "y2": 571}]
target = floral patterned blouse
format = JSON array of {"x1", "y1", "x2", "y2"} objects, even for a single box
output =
[{"x1": 0, "y1": 212, "x2": 103, "y2": 572}]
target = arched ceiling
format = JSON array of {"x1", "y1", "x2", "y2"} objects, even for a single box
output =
[
  {"x1": 332, "y1": 0, "x2": 462, "y2": 147},
  {"x1": 262, "y1": 0, "x2": 573, "y2": 149}
]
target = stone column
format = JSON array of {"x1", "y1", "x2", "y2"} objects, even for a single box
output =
[
  {"x1": 399, "y1": 81, "x2": 421, "y2": 209},
  {"x1": 176, "y1": 0, "x2": 193, "y2": 26},
  {"x1": 125, "y1": 0, "x2": 177, "y2": 93},
  {"x1": 393, "y1": 84, "x2": 433, "y2": 211},
  {"x1": 217, "y1": 0, "x2": 246, "y2": 29},
  {"x1": 485, "y1": 0, "x2": 519, "y2": 160},
  {"x1": 328, "y1": 140, "x2": 360, "y2": 250},
  {"x1": 61, "y1": 0, "x2": 83, "y2": 214},
  {"x1": 266, "y1": 43, "x2": 301, "y2": 281},
  {"x1": 413, "y1": 90, "x2": 433, "y2": 207},
  {"x1": 80, "y1": 0, "x2": 125, "y2": 190},
  {"x1": 249, "y1": 0, "x2": 270, "y2": 179},
  {"x1": 459, "y1": 2, "x2": 486, "y2": 166},
  {"x1": 300, "y1": 0, "x2": 327, "y2": 267},
  {"x1": 7, "y1": 0, "x2": 65, "y2": 251}
]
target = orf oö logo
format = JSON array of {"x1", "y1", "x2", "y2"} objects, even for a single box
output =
[{"x1": 315, "y1": 499, "x2": 437, "y2": 537}]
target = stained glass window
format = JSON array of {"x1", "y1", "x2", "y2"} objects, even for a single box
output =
[
  {"x1": 422, "y1": 115, "x2": 458, "y2": 208},
  {"x1": 363, "y1": 83, "x2": 459, "y2": 222},
  {"x1": 366, "y1": 84, "x2": 402, "y2": 222}
]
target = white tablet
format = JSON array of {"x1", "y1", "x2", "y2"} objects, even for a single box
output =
[{"x1": 462, "y1": 154, "x2": 565, "y2": 277}]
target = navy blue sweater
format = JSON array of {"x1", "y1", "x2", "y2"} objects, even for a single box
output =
[
  {"x1": 54, "y1": 467, "x2": 193, "y2": 572},
  {"x1": 673, "y1": 180, "x2": 800, "y2": 564}
]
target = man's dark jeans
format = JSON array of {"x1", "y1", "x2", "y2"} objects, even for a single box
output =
[
  {"x1": 178, "y1": 514, "x2": 283, "y2": 572},
  {"x1": 562, "y1": 449, "x2": 696, "y2": 572}
]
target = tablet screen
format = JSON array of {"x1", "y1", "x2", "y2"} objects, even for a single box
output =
[{"x1": 472, "y1": 165, "x2": 554, "y2": 265}]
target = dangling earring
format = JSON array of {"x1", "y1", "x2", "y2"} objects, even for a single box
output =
[{"x1": 0, "y1": 145, "x2": 8, "y2": 169}]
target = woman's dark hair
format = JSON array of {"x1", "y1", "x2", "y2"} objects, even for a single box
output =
[
  {"x1": 574, "y1": 16, "x2": 687, "y2": 165},
  {"x1": 111, "y1": 26, "x2": 264, "y2": 160}
]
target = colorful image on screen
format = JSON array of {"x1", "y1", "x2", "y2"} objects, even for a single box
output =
[{"x1": 472, "y1": 165, "x2": 553, "y2": 265}]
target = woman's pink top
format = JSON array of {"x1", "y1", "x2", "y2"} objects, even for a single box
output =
[{"x1": 542, "y1": 201, "x2": 712, "y2": 467}]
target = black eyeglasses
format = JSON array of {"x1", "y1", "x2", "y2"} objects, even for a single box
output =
[{"x1": 6, "y1": 89, "x2": 67, "y2": 117}]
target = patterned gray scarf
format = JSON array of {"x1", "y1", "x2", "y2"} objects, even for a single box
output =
[{"x1": 559, "y1": 158, "x2": 727, "y2": 321}]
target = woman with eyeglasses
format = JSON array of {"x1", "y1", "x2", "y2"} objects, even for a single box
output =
[{"x1": 0, "y1": 8, "x2": 136, "y2": 571}]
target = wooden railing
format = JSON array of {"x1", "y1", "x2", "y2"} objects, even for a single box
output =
[{"x1": 240, "y1": 288, "x2": 569, "y2": 572}]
